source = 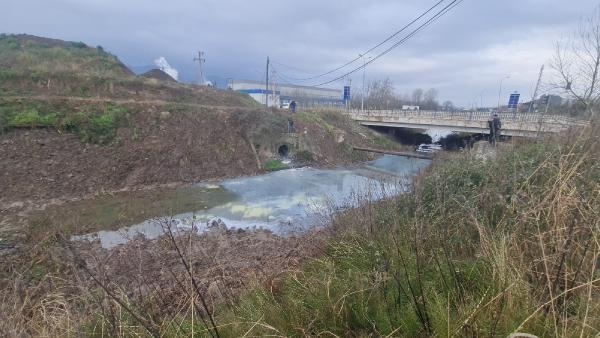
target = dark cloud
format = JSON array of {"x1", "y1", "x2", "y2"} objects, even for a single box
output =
[{"x1": 3, "y1": 0, "x2": 598, "y2": 106}]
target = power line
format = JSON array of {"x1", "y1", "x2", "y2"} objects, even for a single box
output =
[
  {"x1": 276, "y1": 0, "x2": 448, "y2": 82},
  {"x1": 312, "y1": 0, "x2": 463, "y2": 87},
  {"x1": 272, "y1": 64, "x2": 347, "y2": 86},
  {"x1": 271, "y1": 61, "x2": 316, "y2": 75}
]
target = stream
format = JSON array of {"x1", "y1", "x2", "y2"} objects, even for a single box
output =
[{"x1": 72, "y1": 155, "x2": 430, "y2": 249}]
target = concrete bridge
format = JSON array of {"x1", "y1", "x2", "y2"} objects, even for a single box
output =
[{"x1": 347, "y1": 110, "x2": 589, "y2": 137}]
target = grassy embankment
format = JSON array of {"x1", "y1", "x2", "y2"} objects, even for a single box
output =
[{"x1": 215, "y1": 124, "x2": 600, "y2": 336}]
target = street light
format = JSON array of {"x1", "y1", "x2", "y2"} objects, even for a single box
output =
[
  {"x1": 497, "y1": 75, "x2": 511, "y2": 113},
  {"x1": 360, "y1": 54, "x2": 372, "y2": 111}
]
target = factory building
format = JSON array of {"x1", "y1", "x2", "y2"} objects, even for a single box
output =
[{"x1": 229, "y1": 79, "x2": 344, "y2": 108}]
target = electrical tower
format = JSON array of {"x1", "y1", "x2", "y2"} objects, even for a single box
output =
[{"x1": 193, "y1": 51, "x2": 206, "y2": 85}]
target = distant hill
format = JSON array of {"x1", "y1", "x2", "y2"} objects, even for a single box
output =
[
  {"x1": 0, "y1": 34, "x2": 259, "y2": 109},
  {"x1": 141, "y1": 68, "x2": 177, "y2": 82},
  {"x1": 128, "y1": 64, "x2": 154, "y2": 75},
  {"x1": 0, "y1": 34, "x2": 134, "y2": 78}
]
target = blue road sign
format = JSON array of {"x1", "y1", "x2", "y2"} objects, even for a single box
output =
[
  {"x1": 508, "y1": 93, "x2": 520, "y2": 109},
  {"x1": 343, "y1": 86, "x2": 351, "y2": 101}
]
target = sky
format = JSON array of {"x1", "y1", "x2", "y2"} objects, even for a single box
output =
[{"x1": 3, "y1": 0, "x2": 598, "y2": 107}]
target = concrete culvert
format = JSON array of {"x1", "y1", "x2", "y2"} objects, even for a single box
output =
[{"x1": 278, "y1": 144, "x2": 289, "y2": 158}]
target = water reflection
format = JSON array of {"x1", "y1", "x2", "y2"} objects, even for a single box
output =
[{"x1": 73, "y1": 155, "x2": 430, "y2": 248}]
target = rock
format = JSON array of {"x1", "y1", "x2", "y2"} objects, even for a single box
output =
[{"x1": 159, "y1": 111, "x2": 171, "y2": 120}]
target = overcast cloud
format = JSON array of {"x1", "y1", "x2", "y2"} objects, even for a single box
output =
[{"x1": 3, "y1": 0, "x2": 598, "y2": 106}]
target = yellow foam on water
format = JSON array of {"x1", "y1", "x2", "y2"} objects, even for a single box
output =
[
  {"x1": 243, "y1": 207, "x2": 271, "y2": 218},
  {"x1": 229, "y1": 204, "x2": 247, "y2": 214}
]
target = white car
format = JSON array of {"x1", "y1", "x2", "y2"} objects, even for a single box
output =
[{"x1": 416, "y1": 144, "x2": 442, "y2": 153}]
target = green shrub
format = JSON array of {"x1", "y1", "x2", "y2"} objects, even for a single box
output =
[
  {"x1": 80, "y1": 104, "x2": 129, "y2": 143},
  {"x1": 264, "y1": 159, "x2": 285, "y2": 171},
  {"x1": 8, "y1": 109, "x2": 57, "y2": 128}
]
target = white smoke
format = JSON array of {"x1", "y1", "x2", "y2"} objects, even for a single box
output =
[{"x1": 153, "y1": 56, "x2": 179, "y2": 81}]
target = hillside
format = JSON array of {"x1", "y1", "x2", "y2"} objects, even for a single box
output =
[
  {"x1": 0, "y1": 34, "x2": 400, "y2": 207},
  {"x1": 0, "y1": 34, "x2": 133, "y2": 78},
  {"x1": 0, "y1": 34, "x2": 258, "y2": 107}
]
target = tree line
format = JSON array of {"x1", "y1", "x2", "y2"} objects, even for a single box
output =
[{"x1": 350, "y1": 79, "x2": 453, "y2": 111}]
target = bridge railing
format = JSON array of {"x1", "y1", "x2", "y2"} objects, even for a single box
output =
[{"x1": 346, "y1": 109, "x2": 589, "y2": 125}]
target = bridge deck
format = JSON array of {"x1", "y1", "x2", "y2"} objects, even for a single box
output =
[{"x1": 347, "y1": 110, "x2": 588, "y2": 137}]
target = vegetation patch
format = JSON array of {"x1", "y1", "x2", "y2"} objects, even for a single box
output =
[
  {"x1": 264, "y1": 159, "x2": 285, "y2": 171},
  {"x1": 7, "y1": 108, "x2": 57, "y2": 128},
  {"x1": 296, "y1": 111, "x2": 335, "y2": 133},
  {"x1": 0, "y1": 99, "x2": 130, "y2": 144}
]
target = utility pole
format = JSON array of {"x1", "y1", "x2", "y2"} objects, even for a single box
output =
[
  {"x1": 193, "y1": 51, "x2": 205, "y2": 85},
  {"x1": 360, "y1": 55, "x2": 366, "y2": 111},
  {"x1": 347, "y1": 78, "x2": 352, "y2": 111},
  {"x1": 265, "y1": 56, "x2": 270, "y2": 108},
  {"x1": 528, "y1": 65, "x2": 544, "y2": 113},
  {"x1": 360, "y1": 55, "x2": 371, "y2": 111}
]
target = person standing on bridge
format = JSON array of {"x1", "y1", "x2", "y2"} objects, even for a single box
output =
[{"x1": 488, "y1": 113, "x2": 501, "y2": 145}]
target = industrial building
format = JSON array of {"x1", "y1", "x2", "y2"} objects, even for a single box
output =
[{"x1": 229, "y1": 79, "x2": 344, "y2": 108}]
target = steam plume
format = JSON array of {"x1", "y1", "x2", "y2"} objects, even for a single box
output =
[{"x1": 154, "y1": 56, "x2": 179, "y2": 81}]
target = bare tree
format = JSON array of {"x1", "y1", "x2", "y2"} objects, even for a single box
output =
[
  {"x1": 552, "y1": 5, "x2": 600, "y2": 117},
  {"x1": 423, "y1": 88, "x2": 439, "y2": 110},
  {"x1": 442, "y1": 100, "x2": 454, "y2": 111},
  {"x1": 412, "y1": 88, "x2": 424, "y2": 105},
  {"x1": 367, "y1": 78, "x2": 395, "y2": 109}
]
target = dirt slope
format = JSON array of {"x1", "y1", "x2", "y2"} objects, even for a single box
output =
[{"x1": 0, "y1": 107, "x2": 258, "y2": 204}]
